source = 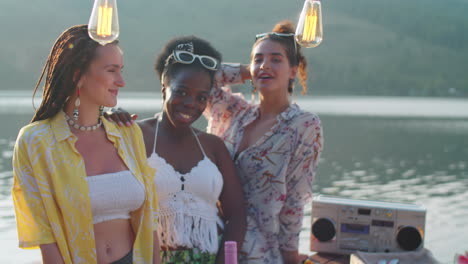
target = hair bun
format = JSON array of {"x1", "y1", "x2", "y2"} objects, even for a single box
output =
[{"x1": 272, "y1": 20, "x2": 295, "y2": 34}]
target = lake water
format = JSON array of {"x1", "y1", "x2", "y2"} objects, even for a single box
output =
[{"x1": 1, "y1": 92, "x2": 467, "y2": 263}]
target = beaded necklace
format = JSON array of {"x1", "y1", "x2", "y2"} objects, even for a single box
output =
[{"x1": 64, "y1": 112, "x2": 102, "y2": 131}]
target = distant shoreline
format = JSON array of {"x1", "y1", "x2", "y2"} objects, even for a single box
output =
[{"x1": 1, "y1": 91, "x2": 468, "y2": 118}]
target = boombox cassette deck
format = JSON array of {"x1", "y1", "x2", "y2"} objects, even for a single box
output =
[{"x1": 310, "y1": 195, "x2": 426, "y2": 254}]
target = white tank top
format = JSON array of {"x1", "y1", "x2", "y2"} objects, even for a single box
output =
[
  {"x1": 147, "y1": 116, "x2": 224, "y2": 253},
  {"x1": 86, "y1": 170, "x2": 145, "y2": 224}
]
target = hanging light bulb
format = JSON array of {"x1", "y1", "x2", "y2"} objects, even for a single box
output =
[
  {"x1": 295, "y1": 0, "x2": 323, "y2": 48},
  {"x1": 88, "y1": 0, "x2": 119, "y2": 45}
]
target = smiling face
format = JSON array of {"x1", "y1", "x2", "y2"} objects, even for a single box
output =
[
  {"x1": 250, "y1": 39, "x2": 297, "y2": 97},
  {"x1": 77, "y1": 44, "x2": 125, "y2": 108},
  {"x1": 162, "y1": 67, "x2": 212, "y2": 128}
]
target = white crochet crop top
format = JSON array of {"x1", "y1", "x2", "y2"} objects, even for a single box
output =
[
  {"x1": 86, "y1": 170, "x2": 145, "y2": 224},
  {"x1": 147, "y1": 116, "x2": 224, "y2": 254}
]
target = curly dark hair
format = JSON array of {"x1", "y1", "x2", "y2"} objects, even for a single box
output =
[
  {"x1": 154, "y1": 35, "x2": 222, "y2": 89},
  {"x1": 253, "y1": 20, "x2": 309, "y2": 95},
  {"x1": 31, "y1": 24, "x2": 118, "y2": 123}
]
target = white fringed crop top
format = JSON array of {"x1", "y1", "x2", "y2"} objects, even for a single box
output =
[
  {"x1": 86, "y1": 170, "x2": 145, "y2": 224},
  {"x1": 147, "y1": 117, "x2": 224, "y2": 254}
]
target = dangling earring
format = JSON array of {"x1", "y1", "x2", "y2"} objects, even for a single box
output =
[
  {"x1": 250, "y1": 80, "x2": 257, "y2": 103},
  {"x1": 99, "y1": 106, "x2": 104, "y2": 116},
  {"x1": 73, "y1": 88, "x2": 80, "y2": 121},
  {"x1": 161, "y1": 84, "x2": 166, "y2": 102},
  {"x1": 288, "y1": 79, "x2": 295, "y2": 95}
]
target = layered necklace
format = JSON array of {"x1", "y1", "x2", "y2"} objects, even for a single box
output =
[{"x1": 64, "y1": 112, "x2": 102, "y2": 131}]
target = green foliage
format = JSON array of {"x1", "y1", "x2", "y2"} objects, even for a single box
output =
[
  {"x1": 1, "y1": 0, "x2": 466, "y2": 97},
  {"x1": 316, "y1": 0, "x2": 468, "y2": 96}
]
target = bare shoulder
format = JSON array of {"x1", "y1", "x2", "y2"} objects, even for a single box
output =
[
  {"x1": 193, "y1": 129, "x2": 228, "y2": 155},
  {"x1": 137, "y1": 118, "x2": 157, "y2": 134},
  {"x1": 135, "y1": 117, "x2": 157, "y2": 146},
  {"x1": 193, "y1": 128, "x2": 225, "y2": 146}
]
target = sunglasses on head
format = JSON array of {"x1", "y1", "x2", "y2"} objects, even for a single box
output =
[
  {"x1": 255, "y1": 32, "x2": 295, "y2": 40},
  {"x1": 168, "y1": 50, "x2": 219, "y2": 71},
  {"x1": 254, "y1": 32, "x2": 298, "y2": 57}
]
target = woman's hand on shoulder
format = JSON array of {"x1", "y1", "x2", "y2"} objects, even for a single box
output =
[{"x1": 103, "y1": 107, "x2": 137, "y2": 127}]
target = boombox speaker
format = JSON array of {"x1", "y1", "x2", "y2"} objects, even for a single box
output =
[{"x1": 310, "y1": 195, "x2": 426, "y2": 254}]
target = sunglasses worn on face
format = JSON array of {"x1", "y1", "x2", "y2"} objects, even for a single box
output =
[{"x1": 169, "y1": 50, "x2": 219, "y2": 71}]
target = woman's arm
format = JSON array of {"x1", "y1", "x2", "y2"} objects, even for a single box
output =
[
  {"x1": 40, "y1": 243, "x2": 65, "y2": 264},
  {"x1": 12, "y1": 130, "x2": 57, "y2": 248},
  {"x1": 279, "y1": 114, "x2": 323, "y2": 263},
  {"x1": 239, "y1": 64, "x2": 251, "y2": 82},
  {"x1": 214, "y1": 63, "x2": 248, "y2": 87},
  {"x1": 206, "y1": 63, "x2": 253, "y2": 136},
  {"x1": 211, "y1": 136, "x2": 246, "y2": 264}
]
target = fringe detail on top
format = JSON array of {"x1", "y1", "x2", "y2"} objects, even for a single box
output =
[{"x1": 157, "y1": 210, "x2": 220, "y2": 254}]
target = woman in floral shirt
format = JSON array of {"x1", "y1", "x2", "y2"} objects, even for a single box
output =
[{"x1": 205, "y1": 20, "x2": 324, "y2": 264}]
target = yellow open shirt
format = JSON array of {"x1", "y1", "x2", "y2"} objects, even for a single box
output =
[{"x1": 12, "y1": 112, "x2": 157, "y2": 264}]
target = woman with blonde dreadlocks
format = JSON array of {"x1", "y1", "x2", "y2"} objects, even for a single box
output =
[{"x1": 11, "y1": 25, "x2": 160, "y2": 264}]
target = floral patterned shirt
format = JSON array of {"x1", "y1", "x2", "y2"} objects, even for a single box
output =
[{"x1": 205, "y1": 64, "x2": 324, "y2": 263}]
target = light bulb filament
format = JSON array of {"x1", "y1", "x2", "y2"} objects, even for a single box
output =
[
  {"x1": 304, "y1": 8, "x2": 317, "y2": 42},
  {"x1": 88, "y1": 0, "x2": 119, "y2": 45},
  {"x1": 295, "y1": 0, "x2": 323, "y2": 48},
  {"x1": 97, "y1": 4, "x2": 113, "y2": 37}
]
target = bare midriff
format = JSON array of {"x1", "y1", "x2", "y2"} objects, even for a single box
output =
[{"x1": 94, "y1": 219, "x2": 135, "y2": 264}]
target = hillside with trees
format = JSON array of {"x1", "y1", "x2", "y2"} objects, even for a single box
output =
[{"x1": 0, "y1": 0, "x2": 466, "y2": 96}]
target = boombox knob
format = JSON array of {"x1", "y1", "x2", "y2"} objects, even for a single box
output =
[
  {"x1": 312, "y1": 218, "x2": 336, "y2": 242},
  {"x1": 396, "y1": 226, "x2": 422, "y2": 251}
]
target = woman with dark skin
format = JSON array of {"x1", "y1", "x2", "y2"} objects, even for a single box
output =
[
  {"x1": 109, "y1": 36, "x2": 246, "y2": 263},
  {"x1": 108, "y1": 21, "x2": 322, "y2": 264}
]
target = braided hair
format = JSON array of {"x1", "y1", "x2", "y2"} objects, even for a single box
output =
[
  {"x1": 253, "y1": 20, "x2": 308, "y2": 95},
  {"x1": 31, "y1": 25, "x2": 117, "y2": 122}
]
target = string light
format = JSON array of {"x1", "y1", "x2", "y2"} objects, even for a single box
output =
[
  {"x1": 88, "y1": 0, "x2": 119, "y2": 45},
  {"x1": 295, "y1": 0, "x2": 323, "y2": 48}
]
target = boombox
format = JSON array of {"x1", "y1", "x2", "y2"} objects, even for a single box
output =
[{"x1": 310, "y1": 195, "x2": 426, "y2": 254}]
